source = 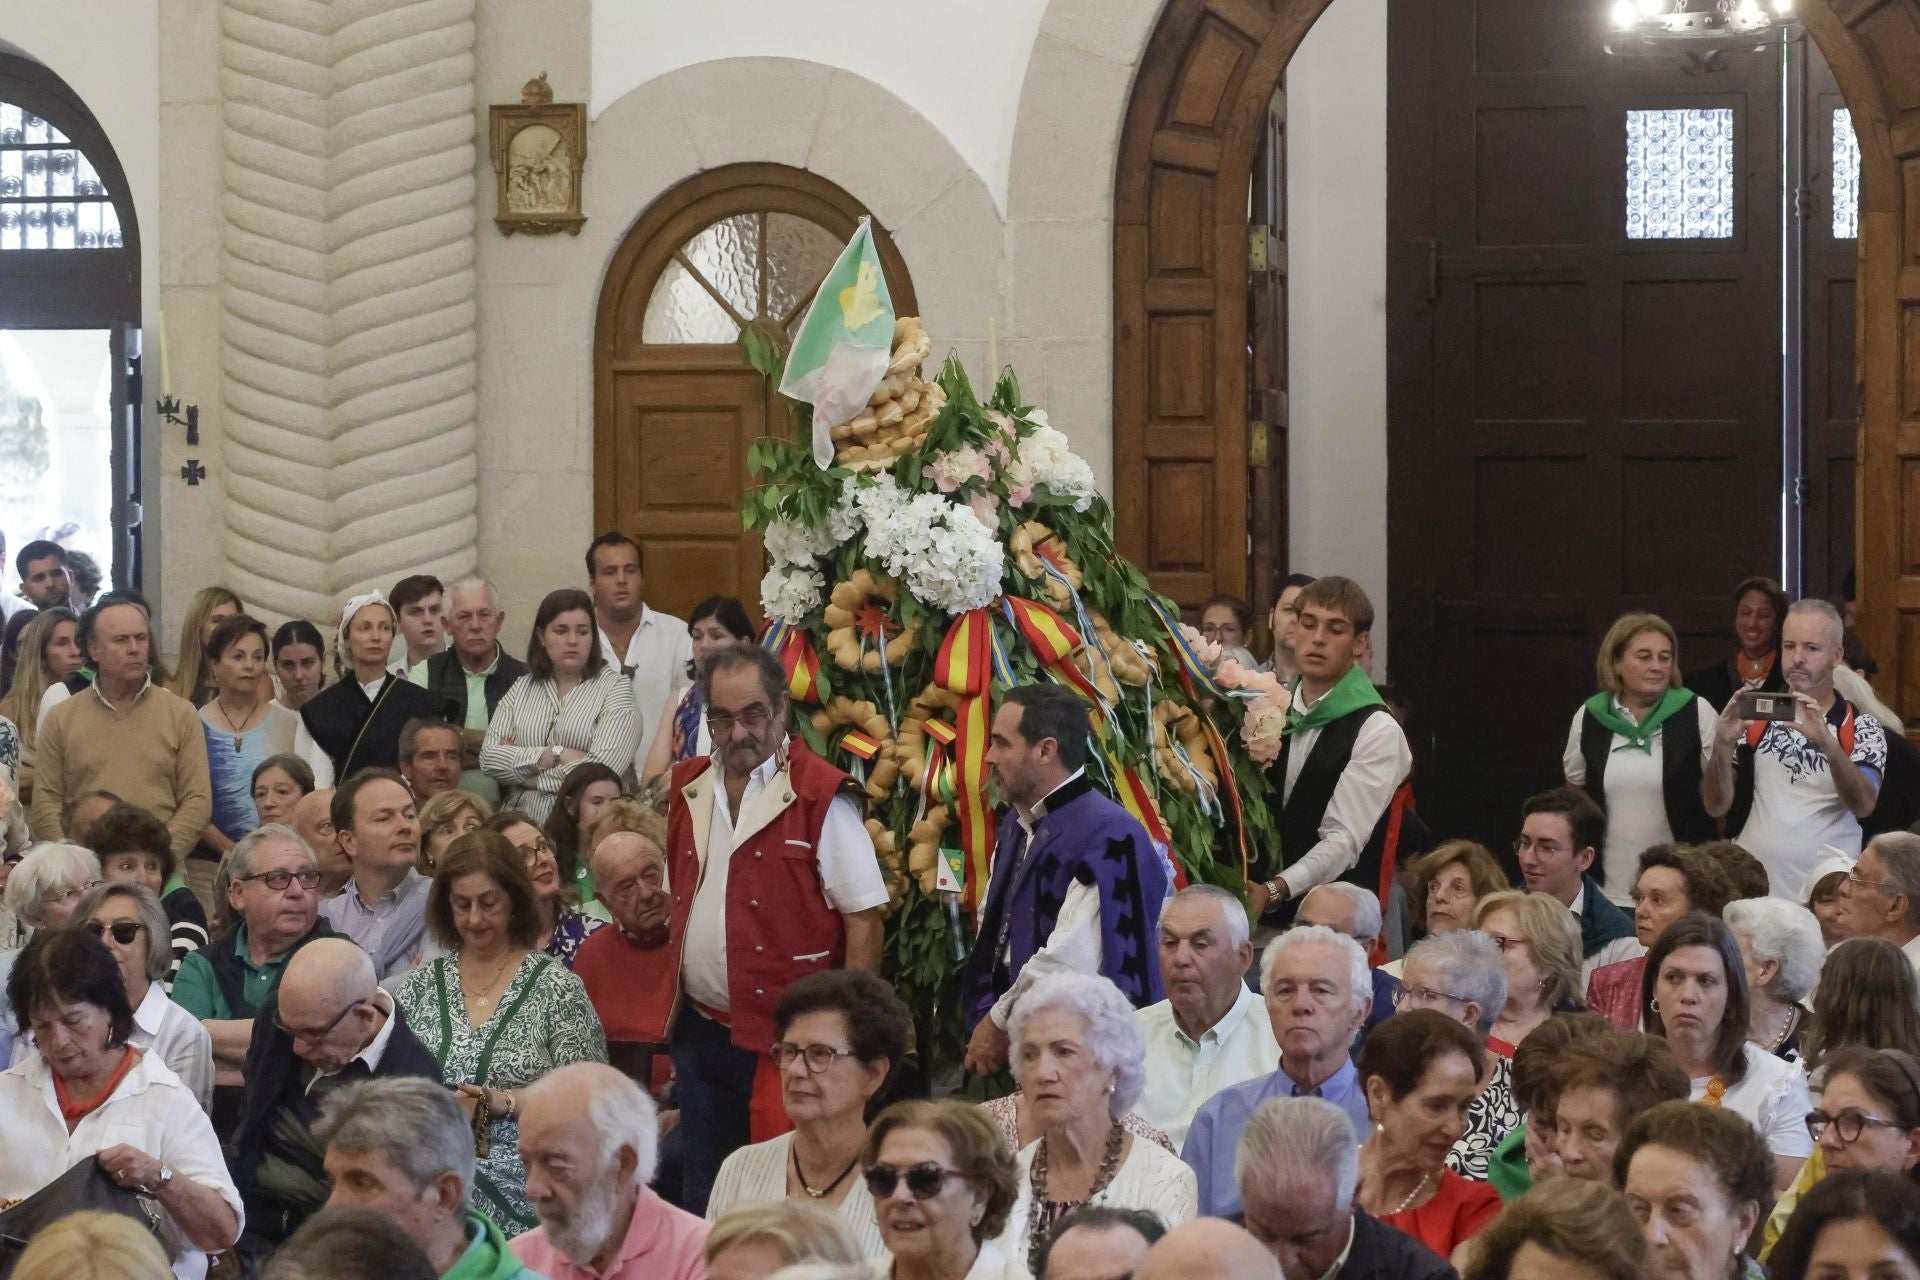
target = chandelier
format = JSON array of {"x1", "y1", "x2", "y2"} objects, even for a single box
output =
[{"x1": 1608, "y1": 0, "x2": 1796, "y2": 47}]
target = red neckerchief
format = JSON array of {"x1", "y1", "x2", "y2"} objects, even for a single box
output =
[
  {"x1": 53, "y1": 1046, "x2": 140, "y2": 1122},
  {"x1": 1736, "y1": 651, "x2": 1775, "y2": 684}
]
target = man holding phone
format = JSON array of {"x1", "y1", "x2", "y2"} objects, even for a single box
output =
[{"x1": 1703, "y1": 597, "x2": 1886, "y2": 898}]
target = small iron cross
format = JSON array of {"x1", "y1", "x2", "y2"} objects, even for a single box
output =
[{"x1": 179, "y1": 459, "x2": 206, "y2": 486}]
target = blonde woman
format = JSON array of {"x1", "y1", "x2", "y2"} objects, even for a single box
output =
[
  {"x1": 1563, "y1": 612, "x2": 1717, "y2": 904},
  {"x1": 1473, "y1": 890, "x2": 1586, "y2": 1056},
  {"x1": 706, "y1": 1200, "x2": 864, "y2": 1280},
  {"x1": 417, "y1": 788, "x2": 492, "y2": 872},
  {"x1": 0, "y1": 605, "x2": 80, "y2": 792},
  {"x1": 165, "y1": 586, "x2": 241, "y2": 707},
  {"x1": 11, "y1": 1209, "x2": 174, "y2": 1280}
]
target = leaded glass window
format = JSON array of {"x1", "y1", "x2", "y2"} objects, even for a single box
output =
[
  {"x1": 643, "y1": 210, "x2": 845, "y2": 344},
  {"x1": 1625, "y1": 108, "x2": 1735, "y2": 240},
  {"x1": 0, "y1": 101, "x2": 121, "y2": 251},
  {"x1": 1833, "y1": 108, "x2": 1860, "y2": 241}
]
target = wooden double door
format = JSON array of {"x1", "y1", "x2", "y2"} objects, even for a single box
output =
[{"x1": 1387, "y1": 3, "x2": 1860, "y2": 844}]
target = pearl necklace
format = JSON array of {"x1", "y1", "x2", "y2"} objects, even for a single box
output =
[{"x1": 1389, "y1": 1169, "x2": 1436, "y2": 1214}]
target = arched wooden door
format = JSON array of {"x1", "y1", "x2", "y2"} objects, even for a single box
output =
[{"x1": 594, "y1": 164, "x2": 916, "y2": 623}]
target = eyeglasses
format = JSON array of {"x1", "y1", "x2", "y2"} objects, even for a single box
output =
[
  {"x1": 1513, "y1": 837, "x2": 1569, "y2": 857},
  {"x1": 707, "y1": 704, "x2": 774, "y2": 734},
  {"x1": 83, "y1": 920, "x2": 143, "y2": 946},
  {"x1": 1806, "y1": 1108, "x2": 1906, "y2": 1143},
  {"x1": 1393, "y1": 984, "x2": 1471, "y2": 1009},
  {"x1": 239, "y1": 868, "x2": 321, "y2": 891},
  {"x1": 274, "y1": 997, "x2": 366, "y2": 1045},
  {"x1": 770, "y1": 1041, "x2": 857, "y2": 1074},
  {"x1": 863, "y1": 1162, "x2": 968, "y2": 1201},
  {"x1": 41, "y1": 880, "x2": 102, "y2": 907},
  {"x1": 1846, "y1": 872, "x2": 1904, "y2": 898},
  {"x1": 518, "y1": 836, "x2": 554, "y2": 863}
]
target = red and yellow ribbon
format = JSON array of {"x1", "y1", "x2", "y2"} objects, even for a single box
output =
[
  {"x1": 1002, "y1": 597, "x2": 1102, "y2": 705},
  {"x1": 933, "y1": 609, "x2": 998, "y2": 916},
  {"x1": 761, "y1": 620, "x2": 823, "y2": 705}
]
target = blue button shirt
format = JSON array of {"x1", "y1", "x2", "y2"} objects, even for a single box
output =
[{"x1": 1181, "y1": 1057, "x2": 1371, "y2": 1216}]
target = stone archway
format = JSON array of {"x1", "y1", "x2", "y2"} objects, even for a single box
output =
[{"x1": 1100, "y1": 0, "x2": 1920, "y2": 709}]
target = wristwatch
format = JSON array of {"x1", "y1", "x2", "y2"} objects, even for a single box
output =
[
  {"x1": 145, "y1": 1166, "x2": 173, "y2": 1195},
  {"x1": 1263, "y1": 877, "x2": 1286, "y2": 905}
]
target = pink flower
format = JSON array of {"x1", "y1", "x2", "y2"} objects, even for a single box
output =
[
  {"x1": 1241, "y1": 695, "x2": 1289, "y2": 764},
  {"x1": 922, "y1": 446, "x2": 990, "y2": 494},
  {"x1": 1217, "y1": 657, "x2": 1288, "y2": 702},
  {"x1": 1181, "y1": 624, "x2": 1222, "y2": 672},
  {"x1": 967, "y1": 492, "x2": 1000, "y2": 528}
]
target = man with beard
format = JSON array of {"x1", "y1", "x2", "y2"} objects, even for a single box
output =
[
  {"x1": 511, "y1": 1062, "x2": 708, "y2": 1280},
  {"x1": 322, "y1": 770, "x2": 435, "y2": 982},
  {"x1": 661, "y1": 641, "x2": 886, "y2": 1212},
  {"x1": 1705, "y1": 597, "x2": 1886, "y2": 897}
]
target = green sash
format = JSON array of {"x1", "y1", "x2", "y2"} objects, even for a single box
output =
[{"x1": 1284, "y1": 664, "x2": 1386, "y2": 736}]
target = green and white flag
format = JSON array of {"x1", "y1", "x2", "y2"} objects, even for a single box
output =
[{"x1": 779, "y1": 217, "x2": 895, "y2": 468}]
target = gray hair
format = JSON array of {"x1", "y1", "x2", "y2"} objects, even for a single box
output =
[
  {"x1": 1402, "y1": 929, "x2": 1506, "y2": 1036},
  {"x1": 1304, "y1": 882, "x2": 1382, "y2": 945},
  {"x1": 314, "y1": 1077, "x2": 475, "y2": 1210},
  {"x1": 3, "y1": 841, "x2": 100, "y2": 925},
  {"x1": 1868, "y1": 832, "x2": 1920, "y2": 929},
  {"x1": 586, "y1": 1070, "x2": 661, "y2": 1185},
  {"x1": 1259, "y1": 925, "x2": 1371, "y2": 1017},
  {"x1": 227, "y1": 822, "x2": 317, "y2": 881},
  {"x1": 447, "y1": 578, "x2": 500, "y2": 610},
  {"x1": 1166, "y1": 883, "x2": 1250, "y2": 949},
  {"x1": 1787, "y1": 597, "x2": 1845, "y2": 648},
  {"x1": 1007, "y1": 972, "x2": 1147, "y2": 1115},
  {"x1": 1235, "y1": 1096, "x2": 1359, "y2": 1209},
  {"x1": 765, "y1": 1267, "x2": 870, "y2": 1280},
  {"x1": 1723, "y1": 897, "x2": 1827, "y2": 1004},
  {"x1": 72, "y1": 882, "x2": 172, "y2": 982}
]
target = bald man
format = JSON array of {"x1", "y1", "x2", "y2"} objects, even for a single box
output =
[
  {"x1": 510, "y1": 1063, "x2": 708, "y2": 1280},
  {"x1": 571, "y1": 831, "x2": 676, "y2": 1092},
  {"x1": 230, "y1": 938, "x2": 443, "y2": 1263},
  {"x1": 291, "y1": 787, "x2": 352, "y2": 898},
  {"x1": 1136, "y1": 1220, "x2": 1283, "y2": 1280}
]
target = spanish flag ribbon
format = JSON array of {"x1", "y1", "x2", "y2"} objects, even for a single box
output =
[
  {"x1": 1145, "y1": 595, "x2": 1227, "y2": 703},
  {"x1": 1196, "y1": 714, "x2": 1251, "y2": 882},
  {"x1": 839, "y1": 730, "x2": 881, "y2": 760},
  {"x1": 761, "y1": 619, "x2": 823, "y2": 705},
  {"x1": 921, "y1": 717, "x2": 961, "y2": 808},
  {"x1": 1001, "y1": 596, "x2": 1103, "y2": 706},
  {"x1": 933, "y1": 610, "x2": 997, "y2": 916}
]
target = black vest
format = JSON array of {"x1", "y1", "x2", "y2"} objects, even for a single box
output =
[
  {"x1": 299, "y1": 675, "x2": 456, "y2": 777},
  {"x1": 1267, "y1": 704, "x2": 1396, "y2": 894},
  {"x1": 1578, "y1": 699, "x2": 1717, "y2": 849},
  {"x1": 421, "y1": 646, "x2": 527, "y2": 727}
]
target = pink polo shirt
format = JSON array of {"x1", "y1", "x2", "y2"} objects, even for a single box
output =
[{"x1": 510, "y1": 1186, "x2": 710, "y2": 1280}]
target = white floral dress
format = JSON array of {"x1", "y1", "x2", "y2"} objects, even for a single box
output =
[{"x1": 395, "y1": 950, "x2": 608, "y2": 1233}]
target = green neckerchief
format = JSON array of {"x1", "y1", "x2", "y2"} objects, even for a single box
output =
[
  {"x1": 161, "y1": 874, "x2": 187, "y2": 899},
  {"x1": 1583, "y1": 686, "x2": 1694, "y2": 753},
  {"x1": 1284, "y1": 664, "x2": 1386, "y2": 735}
]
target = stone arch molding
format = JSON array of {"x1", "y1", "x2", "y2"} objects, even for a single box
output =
[{"x1": 220, "y1": 0, "x2": 479, "y2": 621}]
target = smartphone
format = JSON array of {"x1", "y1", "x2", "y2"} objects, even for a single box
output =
[{"x1": 1737, "y1": 689, "x2": 1798, "y2": 722}]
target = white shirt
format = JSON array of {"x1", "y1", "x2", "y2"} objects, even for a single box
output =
[
  {"x1": 1563, "y1": 697, "x2": 1717, "y2": 905},
  {"x1": 35, "y1": 680, "x2": 67, "y2": 736},
  {"x1": 599, "y1": 606, "x2": 692, "y2": 775},
  {"x1": 681, "y1": 751, "x2": 890, "y2": 1011},
  {"x1": 867, "y1": 1238, "x2": 1027, "y2": 1280},
  {"x1": 986, "y1": 772, "x2": 1111, "y2": 1029},
  {"x1": 1134, "y1": 984, "x2": 1281, "y2": 1148},
  {"x1": 1738, "y1": 708, "x2": 1887, "y2": 900},
  {"x1": 999, "y1": 1135, "x2": 1197, "y2": 1272},
  {"x1": 1690, "y1": 1042, "x2": 1813, "y2": 1160},
  {"x1": 130, "y1": 982, "x2": 213, "y2": 1112},
  {"x1": 1278, "y1": 687, "x2": 1413, "y2": 899},
  {"x1": 708, "y1": 1131, "x2": 885, "y2": 1258},
  {"x1": 0, "y1": 1049, "x2": 243, "y2": 1280},
  {"x1": 1568, "y1": 888, "x2": 1645, "y2": 985}
]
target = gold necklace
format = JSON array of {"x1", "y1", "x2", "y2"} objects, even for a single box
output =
[{"x1": 463, "y1": 951, "x2": 519, "y2": 1008}]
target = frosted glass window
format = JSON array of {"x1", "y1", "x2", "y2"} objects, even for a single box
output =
[
  {"x1": 0, "y1": 102, "x2": 120, "y2": 250},
  {"x1": 1625, "y1": 108, "x2": 1735, "y2": 240},
  {"x1": 642, "y1": 210, "x2": 848, "y2": 344},
  {"x1": 1833, "y1": 108, "x2": 1860, "y2": 241}
]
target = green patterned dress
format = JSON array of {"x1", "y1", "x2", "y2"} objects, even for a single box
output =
[{"x1": 395, "y1": 949, "x2": 608, "y2": 1233}]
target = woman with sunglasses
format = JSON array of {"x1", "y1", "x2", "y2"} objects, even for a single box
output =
[
  {"x1": 485, "y1": 810, "x2": 604, "y2": 968},
  {"x1": 74, "y1": 881, "x2": 212, "y2": 1110},
  {"x1": 707, "y1": 970, "x2": 910, "y2": 1257},
  {"x1": 864, "y1": 1099, "x2": 1022, "y2": 1280}
]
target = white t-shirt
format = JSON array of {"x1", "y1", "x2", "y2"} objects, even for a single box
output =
[
  {"x1": 681, "y1": 752, "x2": 889, "y2": 1011},
  {"x1": 598, "y1": 606, "x2": 692, "y2": 776},
  {"x1": 1690, "y1": 1042, "x2": 1813, "y2": 1160},
  {"x1": 1738, "y1": 706, "x2": 1886, "y2": 899},
  {"x1": 1563, "y1": 696, "x2": 1717, "y2": 905}
]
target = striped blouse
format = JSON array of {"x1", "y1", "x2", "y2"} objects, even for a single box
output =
[{"x1": 479, "y1": 667, "x2": 638, "y2": 825}]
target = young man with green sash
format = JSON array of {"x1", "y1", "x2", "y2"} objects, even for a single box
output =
[{"x1": 1247, "y1": 577, "x2": 1413, "y2": 926}]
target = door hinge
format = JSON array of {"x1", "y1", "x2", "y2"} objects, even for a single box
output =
[
  {"x1": 1791, "y1": 186, "x2": 1812, "y2": 222},
  {"x1": 1792, "y1": 474, "x2": 1809, "y2": 507},
  {"x1": 1420, "y1": 237, "x2": 1441, "y2": 301},
  {"x1": 1249, "y1": 420, "x2": 1270, "y2": 467},
  {"x1": 1248, "y1": 224, "x2": 1278, "y2": 274}
]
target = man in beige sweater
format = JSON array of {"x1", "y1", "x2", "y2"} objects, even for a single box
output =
[{"x1": 30, "y1": 598, "x2": 211, "y2": 859}]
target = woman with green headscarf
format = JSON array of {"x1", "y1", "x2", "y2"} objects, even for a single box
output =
[{"x1": 1563, "y1": 612, "x2": 1719, "y2": 907}]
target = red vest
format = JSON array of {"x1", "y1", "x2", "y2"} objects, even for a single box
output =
[{"x1": 665, "y1": 741, "x2": 855, "y2": 1053}]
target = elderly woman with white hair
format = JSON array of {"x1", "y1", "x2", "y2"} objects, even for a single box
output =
[
  {"x1": 2, "y1": 839, "x2": 99, "y2": 934},
  {"x1": 1395, "y1": 929, "x2": 1515, "y2": 1180},
  {"x1": 74, "y1": 881, "x2": 212, "y2": 1109},
  {"x1": 1724, "y1": 897, "x2": 1827, "y2": 1063},
  {"x1": 998, "y1": 972, "x2": 1197, "y2": 1271}
]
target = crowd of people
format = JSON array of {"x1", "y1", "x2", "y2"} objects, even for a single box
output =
[{"x1": 0, "y1": 534, "x2": 1917, "y2": 1280}]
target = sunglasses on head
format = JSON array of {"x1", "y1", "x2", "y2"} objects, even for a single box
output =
[
  {"x1": 83, "y1": 920, "x2": 143, "y2": 946},
  {"x1": 863, "y1": 1162, "x2": 966, "y2": 1201}
]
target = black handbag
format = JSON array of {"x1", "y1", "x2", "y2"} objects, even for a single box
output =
[{"x1": 0, "y1": 1156, "x2": 172, "y2": 1279}]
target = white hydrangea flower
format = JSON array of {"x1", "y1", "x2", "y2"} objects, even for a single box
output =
[
  {"x1": 760, "y1": 563, "x2": 825, "y2": 624},
  {"x1": 763, "y1": 515, "x2": 836, "y2": 570}
]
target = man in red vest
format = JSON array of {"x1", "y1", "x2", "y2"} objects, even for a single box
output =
[{"x1": 661, "y1": 642, "x2": 888, "y2": 1215}]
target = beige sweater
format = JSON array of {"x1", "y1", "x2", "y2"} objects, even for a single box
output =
[{"x1": 30, "y1": 682, "x2": 212, "y2": 858}]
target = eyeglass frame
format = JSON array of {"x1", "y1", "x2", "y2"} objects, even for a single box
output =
[
  {"x1": 1392, "y1": 984, "x2": 1473, "y2": 1009},
  {"x1": 706, "y1": 702, "x2": 777, "y2": 736},
  {"x1": 770, "y1": 1040, "x2": 858, "y2": 1075},
  {"x1": 237, "y1": 867, "x2": 322, "y2": 892},
  {"x1": 82, "y1": 919, "x2": 145, "y2": 947},
  {"x1": 274, "y1": 997, "x2": 367, "y2": 1045},
  {"x1": 1805, "y1": 1107, "x2": 1907, "y2": 1144},
  {"x1": 863, "y1": 1161, "x2": 971, "y2": 1202},
  {"x1": 41, "y1": 879, "x2": 103, "y2": 907},
  {"x1": 1846, "y1": 871, "x2": 1906, "y2": 899}
]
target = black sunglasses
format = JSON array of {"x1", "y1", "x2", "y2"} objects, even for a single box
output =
[
  {"x1": 864, "y1": 1162, "x2": 967, "y2": 1201},
  {"x1": 83, "y1": 920, "x2": 143, "y2": 946}
]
